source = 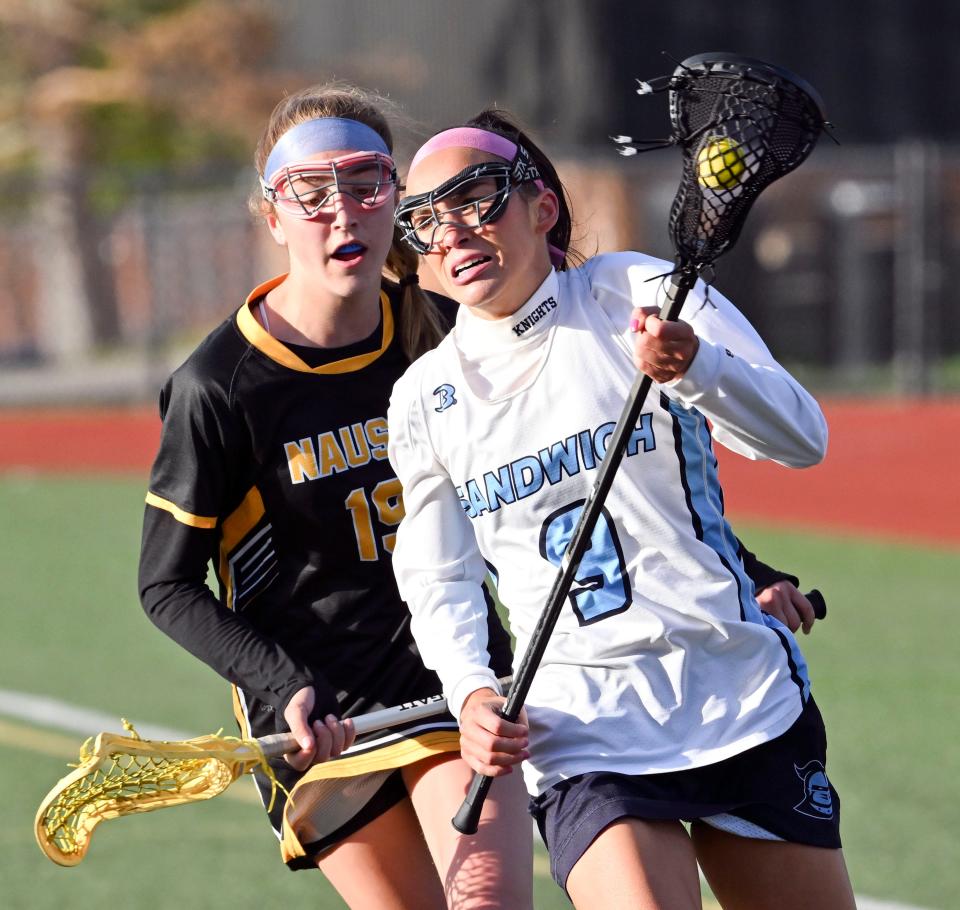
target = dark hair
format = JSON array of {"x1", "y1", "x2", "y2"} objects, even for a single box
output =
[
  {"x1": 463, "y1": 109, "x2": 581, "y2": 270},
  {"x1": 251, "y1": 82, "x2": 446, "y2": 362}
]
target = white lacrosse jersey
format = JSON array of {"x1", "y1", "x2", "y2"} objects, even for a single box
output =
[{"x1": 388, "y1": 251, "x2": 827, "y2": 795}]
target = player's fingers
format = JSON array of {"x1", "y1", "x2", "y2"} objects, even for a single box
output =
[
  {"x1": 643, "y1": 316, "x2": 692, "y2": 341},
  {"x1": 635, "y1": 337, "x2": 692, "y2": 363},
  {"x1": 311, "y1": 720, "x2": 335, "y2": 763},
  {"x1": 790, "y1": 590, "x2": 817, "y2": 635},
  {"x1": 488, "y1": 732, "x2": 529, "y2": 756},
  {"x1": 459, "y1": 752, "x2": 514, "y2": 777},
  {"x1": 629, "y1": 305, "x2": 658, "y2": 333},
  {"x1": 635, "y1": 354, "x2": 691, "y2": 384},
  {"x1": 482, "y1": 712, "x2": 528, "y2": 741},
  {"x1": 459, "y1": 738, "x2": 528, "y2": 776},
  {"x1": 283, "y1": 725, "x2": 316, "y2": 770},
  {"x1": 283, "y1": 752, "x2": 312, "y2": 771},
  {"x1": 458, "y1": 700, "x2": 528, "y2": 771},
  {"x1": 459, "y1": 721, "x2": 528, "y2": 758},
  {"x1": 281, "y1": 708, "x2": 317, "y2": 769},
  {"x1": 633, "y1": 329, "x2": 698, "y2": 381},
  {"x1": 341, "y1": 717, "x2": 357, "y2": 752},
  {"x1": 461, "y1": 724, "x2": 529, "y2": 757},
  {"x1": 757, "y1": 586, "x2": 796, "y2": 632},
  {"x1": 324, "y1": 714, "x2": 347, "y2": 758},
  {"x1": 460, "y1": 728, "x2": 529, "y2": 760},
  {"x1": 462, "y1": 696, "x2": 528, "y2": 738},
  {"x1": 281, "y1": 684, "x2": 319, "y2": 761},
  {"x1": 780, "y1": 600, "x2": 803, "y2": 633}
]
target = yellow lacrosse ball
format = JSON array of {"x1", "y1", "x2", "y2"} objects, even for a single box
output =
[{"x1": 697, "y1": 137, "x2": 747, "y2": 190}]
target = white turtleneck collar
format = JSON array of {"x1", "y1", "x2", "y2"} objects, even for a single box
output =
[
  {"x1": 454, "y1": 270, "x2": 560, "y2": 353},
  {"x1": 451, "y1": 270, "x2": 560, "y2": 401}
]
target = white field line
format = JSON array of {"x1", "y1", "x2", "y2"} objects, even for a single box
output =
[
  {"x1": 0, "y1": 688, "x2": 192, "y2": 741},
  {"x1": 0, "y1": 688, "x2": 262, "y2": 805},
  {"x1": 855, "y1": 902, "x2": 940, "y2": 910},
  {"x1": 1, "y1": 689, "x2": 939, "y2": 909}
]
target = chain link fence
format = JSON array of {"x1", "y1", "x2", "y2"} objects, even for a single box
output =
[{"x1": 0, "y1": 142, "x2": 957, "y2": 404}]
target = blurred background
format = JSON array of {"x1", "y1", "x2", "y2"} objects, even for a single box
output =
[
  {"x1": 1, "y1": 0, "x2": 958, "y2": 398},
  {"x1": 1, "y1": 3, "x2": 957, "y2": 909}
]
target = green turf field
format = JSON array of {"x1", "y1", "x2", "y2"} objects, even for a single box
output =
[{"x1": 1, "y1": 474, "x2": 955, "y2": 909}]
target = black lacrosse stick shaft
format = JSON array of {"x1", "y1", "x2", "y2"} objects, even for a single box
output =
[
  {"x1": 808, "y1": 589, "x2": 827, "y2": 620},
  {"x1": 452, "y1": 262, "x2": 700, "y2": 835}
]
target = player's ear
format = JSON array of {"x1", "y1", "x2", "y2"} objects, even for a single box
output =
[
  {"x1": 265, "y1": 209, "x2": 287, "y2": 247},
  {"x1": 531, "y1": 188, "x2": 559, "y2": 238}
]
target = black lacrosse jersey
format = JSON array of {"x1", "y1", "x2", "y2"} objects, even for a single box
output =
[{"x1": 138, "y1": 276, "x2": 513, "y2": 744}]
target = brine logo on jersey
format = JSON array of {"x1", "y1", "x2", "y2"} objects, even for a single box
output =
[
  {"x1": 433, "y1": 383, "x2": 457, "y2": 412},
  {"x1": 283, "y1": 417, "x2": 389, "y2": 484},
  {"x1": 793, "y1": 760, "x2": 834, "y2": 820},
  {"x1": 456, "y1": 414, "x2": 656, "y2": 518},
  {"x1": 512, "y1": 295, "x2": 557, "y2": 337}
]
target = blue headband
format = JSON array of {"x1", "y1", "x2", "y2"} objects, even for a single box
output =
[{"x1": 263, "y1": 117, "x2": 390, "y2": 179}]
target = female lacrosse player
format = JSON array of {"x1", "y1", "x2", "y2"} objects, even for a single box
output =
[
  {"x1": 137, "y1": 85, "x2": 532, "y2": 910},
  {"x1": 388, "y1": 112, "x2": 856, "y2": 909}
]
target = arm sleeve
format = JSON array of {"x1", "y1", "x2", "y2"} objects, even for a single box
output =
[
  {"x1": 588, "y1": 253, "x2": 828, "y2": 467},
  {"x1": 666, "y1": 285, "x2": 828, "y2": 467},
  {"x1": 388, "y1": 371, "x2": 501, "y2": 720},
  {"x1": 735, "y1": 537, "x2": 800, "y2": 591},
  {"x1": 138, "y1": 371, "x2": 332, "y2": 719}
]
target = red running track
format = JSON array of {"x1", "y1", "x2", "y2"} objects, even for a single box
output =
[
  {"x1": 715, "y1": 398, "x2": 959, "y2": 548},
  {"x1": 1, "y1": 399, "x2": 957, "y2": 548}
]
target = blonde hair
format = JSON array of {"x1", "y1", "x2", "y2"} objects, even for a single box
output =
[{"x1": 250, "y1": 82, "x2": 446, "y2": 362}]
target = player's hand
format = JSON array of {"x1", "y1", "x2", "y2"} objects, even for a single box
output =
[
  {"x1": 630, "y1": 306, "x2": 699, "y2": 383},
  {"x1": 458, "y1": 688, "x2": 529, "y2": 778},
  {"x1": 756, "y1": 581, "x2": 817, "y2": 635},
  {"x1": 282, "y1": 686, "x2": 356, "y2": 770}
]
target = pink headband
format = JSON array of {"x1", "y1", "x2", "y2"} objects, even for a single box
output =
[
  {"x1": 409, "y1": 127, "x2": 521, "y2": 173},
  {"x1": 409, "y1": 127, "x2": 567, "y2": 269}
]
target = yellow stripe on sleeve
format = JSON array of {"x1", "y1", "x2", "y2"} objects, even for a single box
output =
[{"x1": 145, "y1": 492, "x2": 218, "y2": 529}]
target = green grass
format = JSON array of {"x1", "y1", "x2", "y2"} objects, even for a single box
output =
[
  {"x1": 730, "y1": 521, "x2": 958, "y2": 909},
  {"x1": 0, "y1": 475, "x2": 570, "y2": 910},
  {"x1": 1, "y1": 474, "x2": 955, "y2": 908},
  {"x1": 786, "y1": 353, "x2": 960, "y2": 397}
]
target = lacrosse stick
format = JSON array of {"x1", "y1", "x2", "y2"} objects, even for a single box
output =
[
  {"x1": 453, "y1": 51, "x2": 829, "y2": 834},
  {"x1": 37, "y1": 677, "x2": 509, "y2": 866}
]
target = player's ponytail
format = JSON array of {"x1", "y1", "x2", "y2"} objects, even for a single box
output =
[{"x1": 385, "y1": 228, "x2": 447, "y2": 362}]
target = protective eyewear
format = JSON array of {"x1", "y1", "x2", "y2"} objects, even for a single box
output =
[
  {"x1": 396, "y1": 148, "x2": 542, "y2": 254},
  {"x1": 261, "y1": 151, "x2": 397, "y2": 219}
]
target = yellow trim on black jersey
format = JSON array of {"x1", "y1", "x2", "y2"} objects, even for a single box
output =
[
  {"x1": 232, "y1": 685, "x2": 251, "y2": 739},
  {"x1": 280, "y1": 729, "x2": 460, "y2": 862},
  {"x1": 221, "y1": 486, "x2": 266, "y2": 555},
  {"x1": 239, "y1": 275, "x2": 394, "y2": 374},
  {"x1": 297, "y1": 729, "x2": 460, "y2": 781},
  {"x1": 144, "y1": 492, "x2": 218, "y2": 529},
  {"x1": 218, "y1": 486, "x2": 267, "y2": 611}
]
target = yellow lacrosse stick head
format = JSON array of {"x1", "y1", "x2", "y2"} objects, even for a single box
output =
[{"x1": 35, "y1": 727, "x2": 270, "y2": 866}]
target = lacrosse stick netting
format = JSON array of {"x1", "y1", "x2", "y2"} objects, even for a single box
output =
[
  {"x1": 35, "y1": 722, "x2": 285, "y2": 866},
  {"x1": 615, "y1": 51, "x2": 829, "y2": 269}
]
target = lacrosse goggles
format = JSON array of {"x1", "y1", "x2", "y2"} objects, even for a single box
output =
[
  {"x1": 260, "y1": 150, "x2": 398, "y2": 220},
  {"x1": 395, "y1": 141, "x2": 544, "y2": 254}
]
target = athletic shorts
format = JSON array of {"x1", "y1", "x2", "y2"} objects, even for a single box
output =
[
  {"x1": 529, "y1": 696, "x2": 842, "y2": 891},
  {"x1": 284, "y1": 769, "x2": 407, "y2": 869}
]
